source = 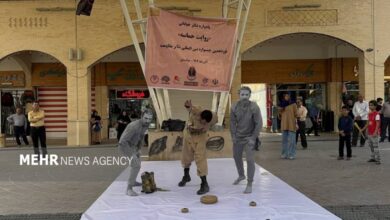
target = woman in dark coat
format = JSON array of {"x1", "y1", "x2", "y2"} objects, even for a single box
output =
[{"x1": 117, "y1": 110, "x2": 131, "y2": 140}]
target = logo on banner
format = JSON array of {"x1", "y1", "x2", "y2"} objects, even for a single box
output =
[
  {"x1": 173, "y1": 75, "x2": 181, "y2": 84},
  {"x1": 184, "y1": 81, "x2": 199, "y2": 87},
  {"x1": 161, "y1": 75, "x2": 170, "y2": 84},
  {"x1": 187, "y1": 66, "x2": 197, "y2": 81},
  {"x1": 211, "y1": 79, "x2": 219, "y2": 86},
  {"x1": 150, "y1": 75, "x2": 159, "y2": 84},
  {"x1": 201, "y1": 77, "x2": 209, "y2": 86}
]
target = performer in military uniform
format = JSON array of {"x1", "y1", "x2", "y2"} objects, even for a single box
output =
[
  {"x1": 178, "y1": 100, "x2": 218, "y2": 195},
  {"x1": 230, "y1": 86, "x2": 262, "y2": 193},
  {"x1": 118, "y1": 109, "x2": 153, "y2": 196}
]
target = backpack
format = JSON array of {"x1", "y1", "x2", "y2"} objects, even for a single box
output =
[{"x1": 161, "y1": 119, "x2": 186, "y2": 131}]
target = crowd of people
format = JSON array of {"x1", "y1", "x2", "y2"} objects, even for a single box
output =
[
  {"x1": 275, "y1": 93, "x2": 385, "y2": 164},
  {"x1": 338, "y1": 95, "x2": 383, "y2": 165}
]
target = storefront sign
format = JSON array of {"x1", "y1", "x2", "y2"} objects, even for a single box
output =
[
  {"x1": 105, "y1": 63, "x2": 146, "y2": 86},
  {"x1": 289, "y1": 64, "x2": 314, "y2": 78},
  {"x1": 116, "y1": 89, "x2": 150, "y2": 99},
  {"x1": 32, "y1": 63, "x2": 66, "y2": 86},
  {"x1": 145, "y1": 7, "x2": 237, "y2": 91},
  {"x1": 0, "y1": 71, "x2": 25, "y2": 87}
]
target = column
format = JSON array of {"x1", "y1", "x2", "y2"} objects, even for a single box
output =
[
  {"x1": 94, "y1": 86, "x2": 109, "y2": 140},
  {"x1": 225, "y1": 55, "x2": 242, "y2": 128},
  {"x1": 359, "y1": 52, "x2": 384, "y2": 101},
  {"x1": 67, "y1": 67, "x2": 91, "y2": 146},
  {"x1": 327, "y1": 82, "x2": 342, "y2": 131}
]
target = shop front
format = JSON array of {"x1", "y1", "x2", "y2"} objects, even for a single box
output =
[
  {"x1": 242, "y1": 58, "x2": 359, "y2": 131},
  {"x1": 92, "y1": 62, "x2": 156, "y2": 139},
  {"x1": 108, "y1": 88, "x2": 155, "y2": 138},
  {"x1": 32, "y1": 63, "x2": 67, "y2": 138},
  {"x1": 276, "y1": 83, "x2": 326, "y2": 111},
  {"x1": 0, "y1": 52, "x2": 68, "y2": 140}
]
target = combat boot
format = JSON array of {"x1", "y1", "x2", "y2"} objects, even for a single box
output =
[
  {"x1": 178, "y1": 168, "x2": 191, "y2": 187},
  {"x1": 197, "y1": 176, "x2": 209, "y2": 195}
]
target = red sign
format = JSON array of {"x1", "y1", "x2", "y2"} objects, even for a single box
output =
[{"x1": 116, "y1": 90, "x2": 150, "y2": 99}]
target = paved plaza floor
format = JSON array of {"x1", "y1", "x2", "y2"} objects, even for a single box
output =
[{"x1": 0, "y1": 133, "x2": 389, "y2": 219}]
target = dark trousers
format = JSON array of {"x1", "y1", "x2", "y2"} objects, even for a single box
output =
[
  {"x1": 117, "y1": 125, "x2": 126, "y2": 141},
  {"x1": 307, "y1": 117, "x2": 319, "y2": 135},
  {"x1": 296, "y1": 121, "x2": 307, "y2": 148},
  {"x1": 339, "y1": 134, "x2": 352, "y2": 157},
  {"x1": 31, "y1": 126, "x2": 47, "y2": 156},
  {"x1": 352, "y1": 120, "x2": 367, "y2": 146},
  {"x1": 380, "y1": 117, "x2": 390, "y2": 142},
  {"x1": 14, "y1": 126, "x2": 29, "y2": 145}
]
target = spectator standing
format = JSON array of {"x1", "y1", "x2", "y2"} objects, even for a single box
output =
[
  {"x1": 346, "y1": 98, "x2": 355, "y2": 120},
  {"x1": 338, "y1": 106, "x2": 353, "y2": 160},
  {"x1": 117, "y1": 110, "x2": 131, "y2": 140},
  {"x1": 362, "y1": 100, "x2": 381, "y2": 165},
  {"x1": 271, "y1": 103, "x2": 278, "y2": 133},
  {"x1": 28, "y1": 102, "x2": 47, "y2": 157},
  {"x1": 7, "y1": 107, "x2": 29, "y2": 146},
  {"x1": 307, "y1": 104, "x2": 320, "y2": 136},
  {"x1": 279, "y1": 94, "x2": 298, "y2": 160},
  {"x1": 380, "y1": 97, "x2": 390, "y2": 142},
  {"x1": 376, "y1": 98, "x2": 383, "y2": 112},
  {"x1": 352, "y1": 94, "x2": 369, "y2": 147},
  {"x1": 296, "y1": 98, "x2": 308, "y2": 149}
]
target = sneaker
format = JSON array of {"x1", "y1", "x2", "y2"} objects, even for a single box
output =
[
  {"x1": 280, "y1": 155, "x2": 287, "y2": 159},
  {"x1": 288, "y1": 156, "x2": 295, "y2": 160},
  {"x1": 346, "y1": 157, "x2": 351, "y2": 160},
  {"x1": 337, "y1": 156, "x2": 344, "y2": 160},
  {"x1": 367, "y1": 159, "x2": 377, "y2": 162},
  {"x1": 376, "y1": 161, "x2": 381, "y2": 165}
]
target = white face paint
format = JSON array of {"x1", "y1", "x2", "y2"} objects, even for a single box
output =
[
  {"x1": 142, "y1": 113, "x2": 153, "y2": 127},
  {"x1": 239, "y1": 90, "x2": 251, "y2": 101}
]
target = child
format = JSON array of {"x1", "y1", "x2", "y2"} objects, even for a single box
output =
[
  {"x1": 338, "y1": 106, "x2": 353, "y2": 160},
  {"x1": 362, "y1": 100, "x2": 381, "y2": 165}
]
